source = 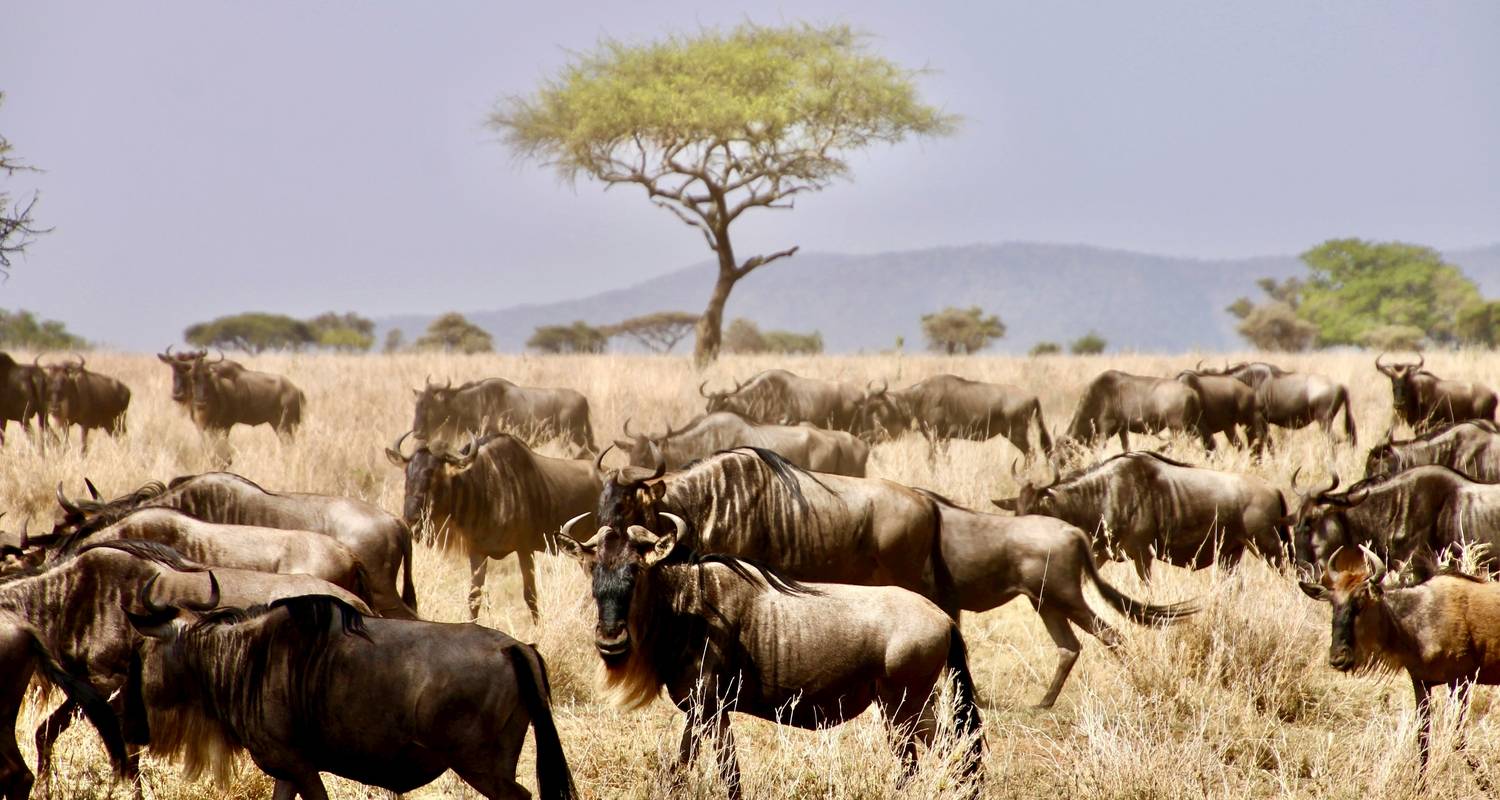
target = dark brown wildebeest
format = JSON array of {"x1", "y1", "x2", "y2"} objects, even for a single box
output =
[
  {"x1": 125, "y1": 593, "x2": 574, "y2": 800},
  {"x1": 45, "y1": 357, "x2": 130, "y2": 450},
  {"x1": 155, "y1": 345, "x2": 205, "y2": 411},
  {"x1": 613, "y1": 412, "x2": 869, "y2": 477},
  {"x1": 189, "y1": 352, "x2": 305, "y2": 439},
  {"x1": 1, "y1": 539, "x2": 368, "y2": 793},
  {"x1": 862, "y1": 374, "x2": 1053, "y2": 457},
  {"x1": 411, "y1": 376, "x2": 595, "y2": 454},
  {"x1": 699, "y1": 369, "x2": 885, "y2": 438},
  {"x1": 1364, "y1": 420, "x2": 1500, "y2": 481},
  {"x1": 1287, "y1": 466, "x2": 1500, "y2": 573},
  {"x1": 53, "y1": 472, "x2": 417, "y2": 615},
  {"x1": 993, "y1": 452, "x2": 1288, "y2": 581},
  {"x1": 1062, "y1": 370, "x2": 1209, "y2": 451},
  {"x1": 387, "y1": 431, "x2": 600, "y2": 620},
  {"x1": 1376, "y1": 353, "x2": 1498, "y2": 434},
  {"x1": 1300, "y1": 548, "x2": 1500, "y2": 777},
  {"x1": 0, "y1": 353, "x2": 48, "y2": 447},
  {"x1": 595, "y1": 447, "x2": 949, "y2": 609},
  {"x1": 1206, "y1": 362, "x2": 1357, "y2": 444},
  {"x1": 32, "y1": 507, "x2": 413, "y2": 619},
  {"x1": 556, "y1": 514, "x2": 981, "y2": 799},
  {"x1": 1175, "y1": 364, "x2": 1261, "y2": 451}
]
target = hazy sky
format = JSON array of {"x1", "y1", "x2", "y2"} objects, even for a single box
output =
[{"x1": 3, "y1": 1, "x2": 1497, "y2": 349}]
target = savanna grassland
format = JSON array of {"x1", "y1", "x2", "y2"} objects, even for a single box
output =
[{"x1": 8, "y1": 350, "x2": 1500, "y2": 799}]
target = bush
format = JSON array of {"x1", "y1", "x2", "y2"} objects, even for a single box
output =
[
  {"x1": 527, "y1": 321, "x2": 607, "y2": 354},
  {"x1": 1029, "y1": 341, "x2": 1061, "y2": 356},
  {"x1": 0, "y1": 308, "x2": 87, "y2": 349},
  {"x1": 1070, "y1": 331, "x2": 1107, "y2": 355},
  {"x1": 414, "y1": 312, "x2": 493, "y2": 354}
]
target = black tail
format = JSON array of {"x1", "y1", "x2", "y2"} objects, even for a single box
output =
[
  {"x1": 945, "y1": 624, "x2": 985, "y2": 781},
  {"x1": 926, "y1": 500, "x2": 960, "y2": 618},
  {"x1": 398, "y1": 523, "x2": 418, "y2": 612},
  {"x1": 507, "y1": 644, "x2": 574, "y2": 800},
  {"x1": 1032, "y1": 399, "x2": 1053, "y2": 457},
  {"x1": 1339, "y1": 388, "x2": 1358, "y2": 445},
  {"x1": 25, "y1": 627, "x2": 129, "y2": 774},
  {"x1": 1079, "y1": 541, "x2": 1198, "y2": 624}
]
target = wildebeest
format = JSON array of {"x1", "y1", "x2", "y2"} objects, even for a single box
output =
[
  {"x1": 1365, "y1": 420, "x2": 1500, "y2": 481},
  {"x1": 387, "y1": 431, "x2": 600, "y2": 620},
  {"x1": 1376, "y1": 353, "x2": 1498, "y2": 433},
  {"x1": 411, "y1": 376, "x2": 595, "y2": 454},
  {"x1": 45, "y1": 357, "x2": 130, "y2": 450},
  {"x1": 555, "y1": 514, "x2": 981, "y2": 798},
  {"x1": 993, "y1": 452, "x2": 1288, "y2": 581},
  {"x1": 1300, "y1": 548, "x2": 1500, "y2": 775},
  {"x1": 1062, "y1": 370, "x2": 1209, "y2": 451},
  {"x1": 53, "y1": 472, "x2": 417, "y2": 616},
  {"x1": 595, "y1": 447, "x2": 948, "y2": 608},
  {"x1": 0, "y1": 539, "x2": 368, "y2": 791},
  {"x1": 125, "y1": 593, "x2": 574, "y2": 800},
  {"x1": 1206, "y1": 361, "x2": 1356, "y2": 444},
  {"x1": 1288, "y1": 466, "x2": 1500, "y2": 572},
  {"x1": 862, "y1": 374, "x2": 1053, "y2": 457},
  {"x1": 155, "y1": 345, "x2": 205, "y2": 410},
  {"x1": 699, "y1": 369, "x2": 884, "y2": 437},
  {"x1": 613, "y1": 412, "x2": 869, "y2": 477},
  {"x1": 189, "y1": 352, "x2": 305, "y2": 438},
  {"x1": 0, "y1": 353, "x2": 47, "y2": 446},
  {"x1": 1175, "y1": 363, "x2": 1261, "y2": 451}
]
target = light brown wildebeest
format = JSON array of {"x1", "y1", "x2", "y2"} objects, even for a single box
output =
[
  {"x1": 410, "y1": 376, "x2": 595, "y2": 454},
  {"x1": 155, "y1": 345, "x2": 205, "y2": 412},
  {"x1": 699, "y1": 369, "x2": 887, "y2": 439},
  {"x1": 44, "y1": 356, "x2": 130, "y2": 450},
  {"x1": 1174, "y1": 363, "x2": 1262, "y2": 451},
  {"x1": 189, "y1": 352, "x2": 304, "y2": 439},
  {"x1": 125, "y1": 593, "x2": 574, "y2": 800},
  {"x1": 1061, "y1": 369, "x2": 1209, "y2": 451},
  {"x1": 556, "y1": 513, "x2": 982, "y2": 799},
  {"x1": 613, "y1": 412, "x2": 869, "y2": 477},
  {"x1": 861, "y1": 373, "x2": 1053, "y2": 457},
  {"x1": 1376, "y1": 353, "x2": 1498, "y2": 434},
  {"x1": 1364, "y1": 420, "x2": 1500, "y2": 481},
  {"x1": 386, "y1": 431, "x2": 600, "y2": 620}
]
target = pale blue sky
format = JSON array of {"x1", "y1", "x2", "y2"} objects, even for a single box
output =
[{"x1": 2, "y1": 1, "x2": 1497, "y2": 349}]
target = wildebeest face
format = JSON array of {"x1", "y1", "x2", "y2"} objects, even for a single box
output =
[
  {"x1": 1375, "y1": 354, "x2": 1423, "y2": 413},
  {"x1": 45, "y1": 367, "x2": 76, "y2": 410},
  {"x1": 189, "y1": 360, "x2": 219, "y2": 407},
  {"x1": 1299, "y1": 549, "x2": 1387, "y2": 672},
  {"x1": 385, "y1": 431, "x2": 474, "y2": 530},
  {"x1": 993, "y1": 481, "x2": 1057, "y2": 515},
  {"x1": 157, "y1": 349, "x2": 204, "y2": 402},
  {"x1": 410, "y1": 384, "x2": 459, "y2": 439},
  {"x1": 557, "y1": 517, "x2": 681, "y2": 663},
  {"x1": 860, "y1": 391, "x2": 908, "y2": 442}
]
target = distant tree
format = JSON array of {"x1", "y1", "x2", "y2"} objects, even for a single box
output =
[
  {"x1": 1457, "y1": 301, "x2": 1500, "y2": 348},
  {"x1": 1357, "y1": 324, "x2": 1427, "y2": 352},
  {"x1": 382, "y1": 328, "x2": 405, "y2": 354},
  {"x1": 1029, "y1": 341, "x2": 1061, "y2": 356},
  {"x1": 527, "y1": 321, "x2": 608, "y2": 354},
  {"x1": 414, "y1": 313, "x2": 493, "y2": 354},
  {"x1": 1297, "y1": 239, "x2": 1479, "y2": 347},
  {"x1": 1069, "y1": 332, "x2": 1107, "y2": 355},
  {"x1": 490, "y1": 23, "x2": 957, "y2": 365},
  {"x1": 920, "y1": 306, "x2": 1006, "y2": 355},
  {"x1": 0, "y1": 93, "x2": 47, "y2": 275},
  {"x1": 184, "y1": 312, "x2": 315, "y2": 353},
  {"x1": 307, "y1": 311, "x2": 375, "y2": 353},
  {"x1": 0, "y1": 308, "x2": 87, "y2": 349},
  {"x1": 605, "y1": 311, "x2": 699, "y2": 354},
  {"x1": 722, "y1": 318, "x2": 822, "y2": 354},
  {"x1": 1228, "y1": 276, "x2": 1317, "y2": 351}
]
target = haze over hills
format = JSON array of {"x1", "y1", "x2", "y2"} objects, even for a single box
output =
[{"x1": 377, "y1": 242, "x2": 1500, "y2": 354}]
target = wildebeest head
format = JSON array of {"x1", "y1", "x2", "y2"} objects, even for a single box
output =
[
  {"x1": 188, "y1": 351, "x2": 228, "y2": 409},
  {"x1": 1375, "y1": 352, "x2": 1425, "y2": 413},
  {"x1": 1298, "y1": 546, "x2": 1390, "y2": 672},
  {"x1": 384, "y1": 430, "x2": 477, "y2": 529},
  {"x1": 1286, "y1": 469, "x2": 1369, "y2": 569},
  {"x1": 409, "y1": 377, "x2": 462, "y2": 440},
  {"x1": 44, "y1": 357, "x2": 87, "y2": 411},
  {"x1": 857, "y1": 379, "x2": 909, "y2": 441},
  {"x1": 612, "y1": 418, "x2": 678, "y2": 468},
  {"x1": 156, "y1": 346, "x2": 206, "y2": 403},
  {"x1": 698, "y1": 379, "x2": 745, "y2": 415},
  {"x1": 554, "y1": 512, "x2": 686, "y2": 666},
  {"x1": 991, "y1": 461, "x2": 1062, "y2": 515},
  {"x1": 1362, "y1": 428, "x2": 1402, "y2": 478},
  {"x1": 594, "y1": 444, "x2": 668, "y2": 532}
]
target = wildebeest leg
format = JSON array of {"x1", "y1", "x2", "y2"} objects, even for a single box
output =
[
  {"x1": 878, "y1": 682, "x2": 936, "y2": 783},
  {"x1": 1034, "y1": 607, "x2": 1082, "y2": 709},
  {"x1": 1118, "y1": 427, "x2": 1129, "y2": 451},
  {"x1": 708, "y1": 707, "x2": 742, "y2": 800},
  {"x1": 34, "y1": 698, "x2": 77, "y2": 786},
  {"x1": 517, "y1": 549, "x2": 539, "y2": 622},
  {"x1": 1412, "y1": 675, "x2": 1433, "y2": 777},
  {"x1": 468, "y1": 550, "x2": 490, "y2": 621},
  {"x1": 1, "y1": 681, "x2": 34, "y2": 800},
  {"x1": 1447, "y1": 677, "x2": 1493, "y2": 793},
  {"x1": 281, "y1": 774, "x2": 329, "y2": 800}
]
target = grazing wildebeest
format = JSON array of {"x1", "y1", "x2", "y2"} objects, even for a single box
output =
[
  {"x1": 387, "y1": 430, "x2": 600, "y2": 620},
  {"x1": 1300, "y1": 548, "x2": 1500, "y2": 776},
  {"x1": 613, "y1": 412, "x2": 869, "y2": 477},
  {"x1": 1062, "y1": 370, "x2": 1209, "y2": 451},
  {"x1": 189, "y1": 352, "x2": 305, "y2": 439},
  {"x1": 1364, "y1": 420, "x2": 1500, "y2": 481},
  {"x1": 699, "y1": 369, "x2": 883, "y2": 437},
  {"x1": 0, "y1": 353, "x2": 47, "y2": 447},
  {"x1": 863, "y1": 374, "x2": 1053, "y2": 457},
  {"x1": 125, "y1": 593, "x2": 574, "y2": 800},
  {"x1": 595, "y1": 447, "x2": 950, "y2": 609},
  {"x1": 53, "y1": 472, "x2": 416, "y2": 616},
  {"x1": 1206, "y1": 362, "x2": 1356, "y2": 444},
  {"x1": 1175, "y1": 363, "x2": 1261, "y2": 451},
  {"x1": 556, "y1": 514, "x2": 982, "y2": 798},
  {"x1": 155, "y1": 345, "x2": 205, "y2": 411},
  {"x1": 921, "y1": 492, "x2": 1197, "y2": 706},
  {"x1": 32, "y1": 507, "x2": 411, "y2": 618},
  {"x1": 993, "y1": 452, "x2": 1288, "y2": 581},
  {"x1": 0, "y1": 539, "x2": 368, "y2": 791},
  {"x1": 411, "y1": 376, "x2": 595, "y2": 454},
  {"x1": 1376, "y1": 353, "x2": 1498, "y2": 434},
  {"x1": 44, "y1": 357, "x2": 130, "y2": 450},
  {"x1": 1287, "y1": 466, "x2": 1500, "y2": 572}
]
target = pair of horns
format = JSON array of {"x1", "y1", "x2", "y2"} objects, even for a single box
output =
[
  {"x1": 138, "y1": 571, "x2": 222, "y2": 615},
  {"x1": 559, "y1": 511, "x2": 687, "y2": 550},
  {"x1": 593, "y1": 443, "x2": 666, "y2": 483}
]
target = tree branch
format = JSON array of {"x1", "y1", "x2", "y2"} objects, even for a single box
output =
[{"x1": 736, "y1": 245, "x2": 800, "y2": 278}]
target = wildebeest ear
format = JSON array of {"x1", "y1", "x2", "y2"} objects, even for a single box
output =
[
  {"x1": 643, "y1": 531, "x2": 676, "y2": 566},
  {"x1": 991, "y1": 497, "x2": 1018, "y2": 511},
  {"x1": 649, "y1": 482, "x2": 667, "y2": 502},
  {"x1": 1298, "y1": 582, "x2": 1329, "y2": 602}
]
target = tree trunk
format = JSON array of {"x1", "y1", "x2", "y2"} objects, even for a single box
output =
[{"x1": 694, "y1": 266, "x2": 738, "y2": 367}]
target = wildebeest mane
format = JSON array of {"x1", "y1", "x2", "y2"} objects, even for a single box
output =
[
  {"x1": 1340, "y1": 463, "x2": 1497, "y2": 499},
  {"x1": 68, "y1": 480, "x2": 168, "y2": 524},
  {"x1": 77, "y1": 539, "x2": 209, "y2": 573}
]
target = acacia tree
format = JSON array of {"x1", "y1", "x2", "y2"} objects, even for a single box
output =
[
  {"x1": 921, "y1": 306, "x2": 1005, "y2": 354},
  {"x1": 490, "y1": 23, "x2": 956, "y2": 365},
  {"x1": 604, "y1": 311, "x2": 698, "y2": 353},
  {"x1": 1, "y1": 93, "x2": 46, "y2": 274}
]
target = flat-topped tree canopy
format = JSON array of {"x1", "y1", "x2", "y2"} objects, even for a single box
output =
[{"x1": 490, "y1": 22, "x2": 957, "y2": 365}]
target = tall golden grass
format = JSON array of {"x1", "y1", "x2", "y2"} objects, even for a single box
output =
[{"x1": 8, "y1": 350, "x2": 1499, "y2": 799}]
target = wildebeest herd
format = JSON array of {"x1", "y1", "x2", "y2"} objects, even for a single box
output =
[{"x1": 3, "y1": 350, "x2": 1500, "y2": 798}]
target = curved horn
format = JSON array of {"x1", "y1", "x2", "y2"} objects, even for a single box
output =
[
  {"x1": 1010, "y1": 457, "x2": 1023, "y2": 479},
  {"x1": 1375, "y1": 352, "x2": 1391, "y2": 374},
  {"x1": 181, "y1": 572, "x2": 221, "y2": 612},
  {"x1": 164, "y1": 344, "x2": 175, "y2": 359},
  {"x1": 18, "y1": 518, "x2": 29, "y2": 549},
  {"x1": 622, "y1": 417, "x2": 636, "y2": 438},
  {"x1": 1415, "y1": 352, "x2": 1425, "y2": 371},
  {"x1": 1358, "y1": 544, "x2": 1388, "y2": 582},
  {"x1": 443, "y1": 377, "x2": 452, "y2": 391},
  {"x1": 31, "y1": 355, "x2": 42, "y2": 370},
  {"x1": 72, "y1": 354, "x2": 86, "y2": 371},
  {"x1": 388, "y1": 430, "x2": 414, "y2": 463},
  {"x1": 560, "y1": 512, "x2": 591, "y2": 543},
  {"x1": 646, "y1": 441, "x2": 666, "y2": 481},
  {"x1": 1318, "y1": 473, "x2": 1341, "y2": 499},
  {"x1": 593, "y1": 443, "x2": 614, "y2": 478},
  {"x1": 450, "y1": 433, "x2": 479, "y2": 469},
  {"x1": 84, "y1": 478, "x2": 100, "y2": 500},
  {"x1": 698, "y1": 380, "x2": 713, "y2": 399},
  {"x1": 660, "y1": 512, "x2": 687, "y2": 542},
  {"x1": 140, "y1": 573, "x2": 171, "y2": 615},
  {"x1": 1195, "y1": 359, "x2": 1206, "y2": 372},
  {"x1": 211, "y1": 349, "x2": 225, "y2": 364},
  {"x1": 55, "y1": 482, "x2": 81, "y2": 515},
  {"x1": 1289, "y1": 466, "x2": 1303, "y2": 494},
  {"x1": 423, "y1": 374, "x2": 435, "y2": 390}
]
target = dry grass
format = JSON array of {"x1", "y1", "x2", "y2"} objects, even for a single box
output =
[{"x1": 9, "y1": 350, "x2": 1500, "y2": 798}]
